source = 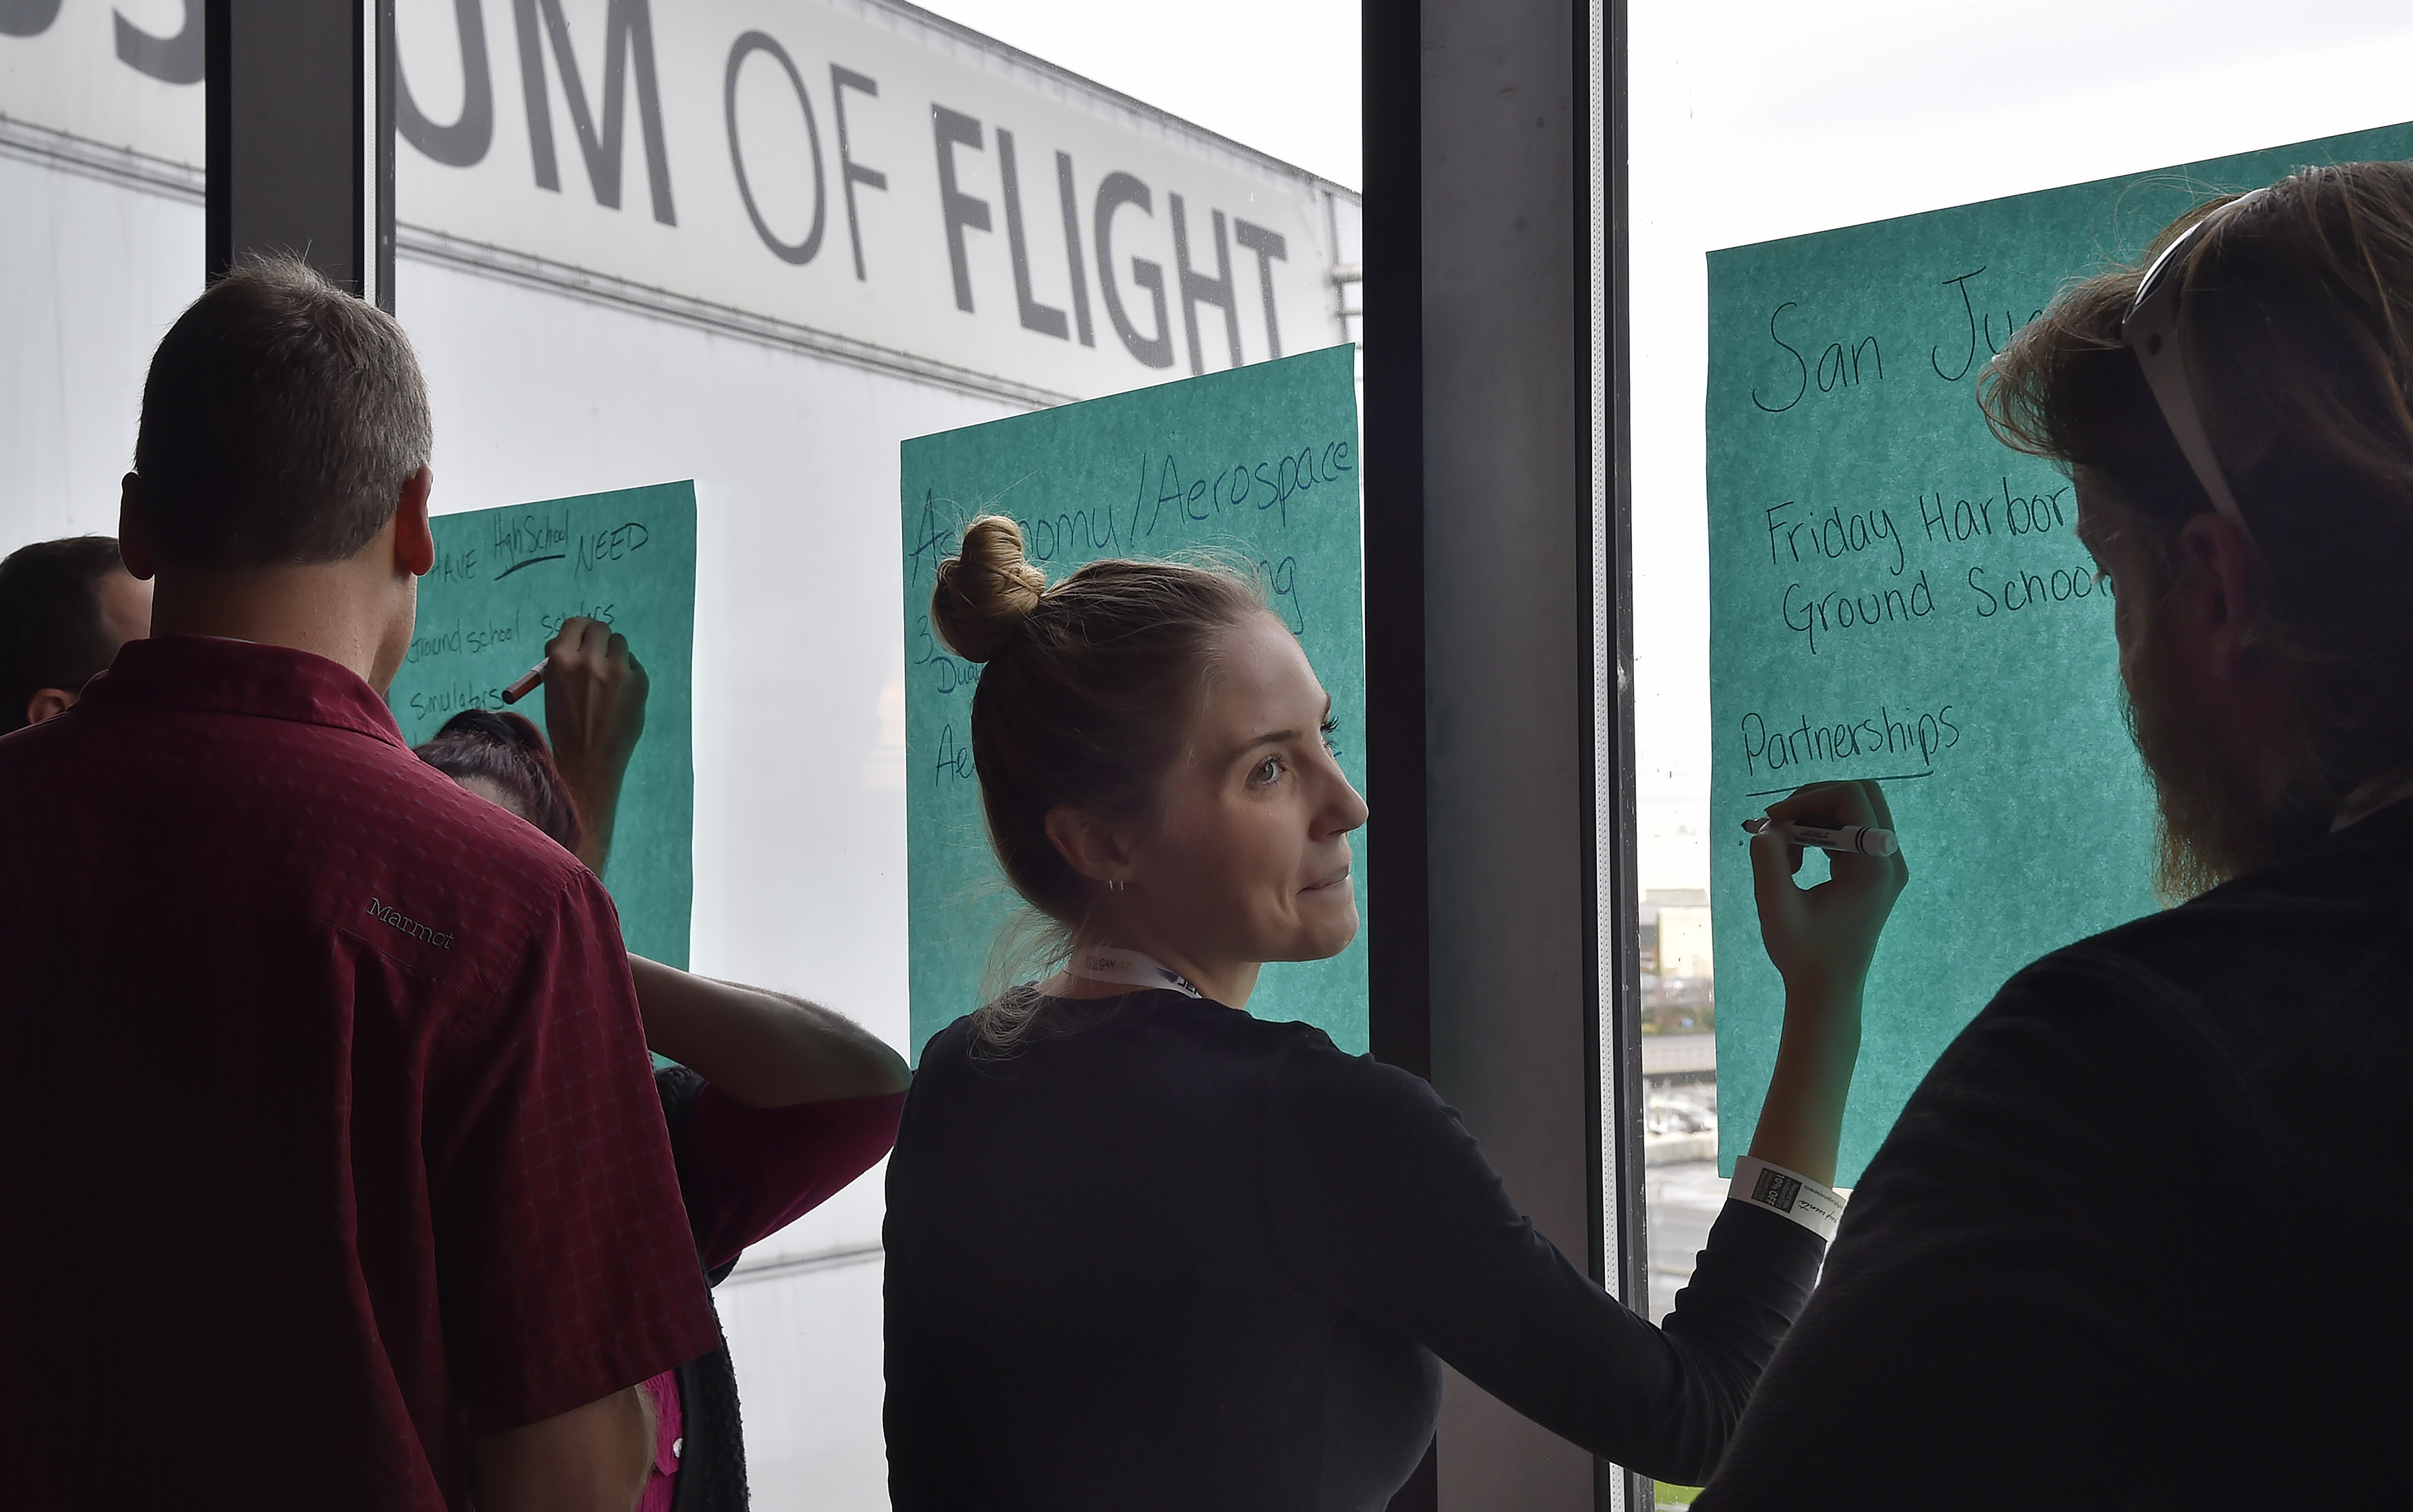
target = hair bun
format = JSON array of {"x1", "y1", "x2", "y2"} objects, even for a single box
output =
[{"x1": 932, "y1": 515, "x2": 1047, "y2": 663}]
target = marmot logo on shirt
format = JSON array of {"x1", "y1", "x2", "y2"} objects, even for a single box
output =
[{"x1": 367, "y1": 898, "x2": 456, "y2": 950}]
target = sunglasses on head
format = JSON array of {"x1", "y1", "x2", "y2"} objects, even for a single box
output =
[{"x1": 2118, "y1": 188, "x2": 2268, "y2": 542}]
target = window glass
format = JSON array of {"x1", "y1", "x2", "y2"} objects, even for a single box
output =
[
  {"x1": 1627, "y1": 3, "x2": 2413, "y2": 1504},
  {"x1": 386, "y1": 1, "x2": 1357, "y2": 1503},
  {"x1": 0, "y1": 1, "x2": 205, "y2": 545},
  {"x1": 3, "y1": 1, "x2": 1353, "y2": 1505}
]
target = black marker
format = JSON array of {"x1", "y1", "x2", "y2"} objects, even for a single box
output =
[{"x1": 1741, "y1": 817, "x2": 1899, "y2": 856}]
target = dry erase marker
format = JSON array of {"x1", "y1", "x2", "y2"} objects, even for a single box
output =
[
  {"x1": 1741, "y1": 817, "x2": 1899, "y2": 856},
  {"x1": 501, "y1": 660, "x2": 547, "y2": 705}
]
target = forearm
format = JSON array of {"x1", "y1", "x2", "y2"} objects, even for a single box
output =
[
  {"x1": 1746, "y1": 985, "x2": 1862, "y2": 1187},
  {"x1": 558, "y1": 759, "x2": 625, "y2": 876},
  {"x1": 540, "y1": 616, "x2": 646, "y2": 876},
  {"x1": 629, "y1": 954, "x2": 909, "y2": 1106}
]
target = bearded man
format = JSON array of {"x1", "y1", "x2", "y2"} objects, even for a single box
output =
[{"x1": 1698, "y1": 161, "x2": 2413, "y2": 1508}]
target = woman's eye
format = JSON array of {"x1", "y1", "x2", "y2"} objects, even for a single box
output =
[
  {"x1": 1252, "y1": 757, "x2": 1284, "y2": 785},
  {"x1": 1320, "y1": 718, "x2": 1338, "y2": 754}
]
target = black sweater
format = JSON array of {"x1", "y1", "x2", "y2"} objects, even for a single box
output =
[
  {"x1": 1697, "y1": 801, "x2": 2413, "y2": 1509},
  {"x1": 885, "y1": 993, "x2": 1823, "y2": 1509}
]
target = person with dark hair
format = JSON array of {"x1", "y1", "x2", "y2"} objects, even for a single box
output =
[
  {"x1": 0, "y1": 534, "x2": 150, "y2": 731},
  {"x1": 415, "y1": 618, "x2": 909, "y2": 1512},
  {"x1": 882, "y1": 516, "x2": 1896, "y2": 1506},
  {"x1": 1695, "y1": 162, "x2": 2413, "y2": 1508},
  {"x1": 416, "y1": 707, "x2": 590, "y2": 861},
  {"x1": 0, "y1": 255, "x2": 719, "y2": 1511}
]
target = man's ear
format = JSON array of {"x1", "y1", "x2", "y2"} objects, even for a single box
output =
[
  {"x1": 2175, "y1": 512, "x2": 2263, "y2": 678},
  {"x1": 24, "y1": 688, "x2": 76, "y2": 727},
  {"x1": 117, "y1": 474, "x2": 157, "y2": 581},
  {"x1": 393, "y1": 467, "x2": 436, "y2": 578},
  {"x1": 1044, "y1": 805, "x2": 1133, "y2": 886}
]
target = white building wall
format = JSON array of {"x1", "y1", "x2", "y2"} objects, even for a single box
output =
[{"x1": 0, "y1": 145, "x2": 201, "y2": 538}]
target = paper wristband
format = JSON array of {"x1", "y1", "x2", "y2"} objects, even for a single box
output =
[{"x1": 1728, "y1": 1156, "x2": 1846, "y2": 1242}]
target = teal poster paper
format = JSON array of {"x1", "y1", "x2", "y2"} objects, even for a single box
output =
[
  {"x1": 1706, "y1": 124, "x2": 2413, "y2": 1182},
  {"x1": 387, "y1": 481, "x2": 698, "y2": 968},
  {"x1": 901, "y1": 347, "x2": 1365, "y2": 1060}
]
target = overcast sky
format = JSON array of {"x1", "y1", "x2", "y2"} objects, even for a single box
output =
[{"x1": 911, "y1": 0, "x2": 1361, "y2": 189}]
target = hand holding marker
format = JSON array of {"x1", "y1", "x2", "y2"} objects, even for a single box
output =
[
  {"x1": 1748, "y1": 778, "x2": 1906, "y2": 987},
  {"x1": 1741, "y1": 816, "x2": 1899, "y2": 856},
  {"x1": 501, "y1": 659, "x2": 547, "y2": 704},
  {"x1": 1741, "y1": 780, "x2": 1908, "y2": 1189},
  {"x1": 502, "y1": 617, "x2": 648, "y2": 874},
  {"x1": 498, "y1": 616, "x2": 637, "y2": 707}
]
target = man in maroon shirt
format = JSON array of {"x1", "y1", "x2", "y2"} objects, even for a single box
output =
[{"x1": 0, "y1": 256, "x2": 720, "y2": 1510}]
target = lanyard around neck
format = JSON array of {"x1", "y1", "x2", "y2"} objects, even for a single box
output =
[{"x1": 1067, "y1": 946, "x2": 1203, "y2": 1000}]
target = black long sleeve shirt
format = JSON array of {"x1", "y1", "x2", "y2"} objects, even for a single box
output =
[
  {"x1": 1698, "y1": 801, "x2": 2413, "y2": 1509},
  {"x1": 885, "y1": 992, "x2": 1824, "y2": 1509}
]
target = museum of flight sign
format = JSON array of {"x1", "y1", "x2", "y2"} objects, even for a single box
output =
[{"x1": 0, "y1": 0, "x2": 1350, "y2": 402}]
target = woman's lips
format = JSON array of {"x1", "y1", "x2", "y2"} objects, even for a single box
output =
[{"x1": 1302, "y1": 865, "x2": 1353, "y2": 893}]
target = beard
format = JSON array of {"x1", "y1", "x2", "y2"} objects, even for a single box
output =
[{"x1": 2121, "y1": 612, "x2": 2330, "y2": 903}]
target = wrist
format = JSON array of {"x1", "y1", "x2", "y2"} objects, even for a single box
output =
[
  {"x1": 1779, "y1": 976, "x2": 1864, "y2": 1027},
  {"x1": 1781, "y1": 960, "x2": 1866, "y2": 998},
  {"x1": 1728, "y1": 1155, "x2": 1846, "y2": 1240},
  {"x1": 557, "y1": 760, "x2": 627, "y2": 823},
  {"x1": 1775, "y1": 998, "x2": 1861, "y2": 1076},
  {"x1": 556, "y1": 753, "x2": 630, "y2": 792}
]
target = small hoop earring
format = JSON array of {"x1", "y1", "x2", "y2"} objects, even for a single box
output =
[{"x1": 1108, "y1": 878, "x2": 1127, "y2": 892}]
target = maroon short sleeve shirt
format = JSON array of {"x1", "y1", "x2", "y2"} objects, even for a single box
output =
[{"x1": 0, "y1": 636, "x2": 720, "y2": 1510}]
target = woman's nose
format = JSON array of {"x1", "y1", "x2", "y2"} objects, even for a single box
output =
[{"x1": 1322, "y1": 765, "x2": 1370, "y2": 837}]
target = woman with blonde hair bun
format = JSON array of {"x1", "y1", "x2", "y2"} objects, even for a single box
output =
[{"x1": 884, "y1": 516, "x2": 1891, "y2": 1508}]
